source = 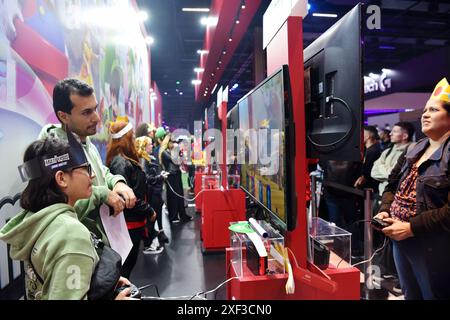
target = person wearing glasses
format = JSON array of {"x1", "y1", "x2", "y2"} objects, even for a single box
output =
[{"x1": 0, "y1": 136, "x2": 133, "y2": 300}]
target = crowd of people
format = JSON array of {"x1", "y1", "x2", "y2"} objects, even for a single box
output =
[
  {"x1": 1, "y1": 76, "x2": 450, "y2": 300},
  {"x1": 0, "y1": 78, "x2": 192, "y2": 300}
]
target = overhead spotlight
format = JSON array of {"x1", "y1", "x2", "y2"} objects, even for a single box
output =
[
  {"x1": 216, "y1": 66, "x2": 220, "y2": 70},
  {"x1": 192, "y1": 80, "x2": 201, "y2": 85},
  {"x1": 228, "y1": 37, "x2": 233, "y2": 42},
  {"x1": 164, "y1": 92, "x2": 168, "y2": 95},
  {"x1": 241, "y1": 0, "x2": 246, "y2": 9},
  {"x1": 179, "y1": 92, "x2": 184, "y2": 96},
  {"x1": 194, "y1": 67, "x2": 205, "y2": 73},
  {"x1": 312, "y1": 13, "x2": 338, "y2": 18},
  {"x1": 236, "y1": 20, "x2": 240, "y2": 24},
  {"x1": 138, "y1": 11, "x2": 149, "y2": 22},
  {"x1": 211, "y1": 73, "x2": 215, "y2": 77},
  {"x1": 222, "y1": 50, "x2": 227, "y2": 55},
  {"x1": 197, "y1": 49, "x2": 209, "y2": 55},
  {"x1": 200, "y1": 16, "x2": 218, "y2": 27},
  {"x1": 182, "y1": 8, "x2": 210, "y2": 12},
  {"x1": 218, "y1": 61, "x2": 222, "y2": 64},
  {"x1": 145, "y1": 36, "x2": 154, "y2": 45}
]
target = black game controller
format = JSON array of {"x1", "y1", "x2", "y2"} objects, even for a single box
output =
[
  {"x1": 371, "y1": 217, "x2": 392, "y2": 229},
  {"x1": 115, "y1": 284, "x2": 142, "y2": 299}
]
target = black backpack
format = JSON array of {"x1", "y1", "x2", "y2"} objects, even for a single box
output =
[{"x1": 30, "y1": 232, "x2": 122, "y2": 300}]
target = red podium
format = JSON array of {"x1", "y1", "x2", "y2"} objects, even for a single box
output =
[
  {"x1": 225, "y1": 248, "x2": 360, "y2": 300},
  {"x1": 200, "y1": 189, "x2": 246, "y2": 253}
]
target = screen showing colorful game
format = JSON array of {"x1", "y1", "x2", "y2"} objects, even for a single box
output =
[{"x1": 228, "y1": 65, "x2": 296, "y2": 232}]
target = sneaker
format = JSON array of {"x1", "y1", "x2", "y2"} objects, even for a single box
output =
[
  {"x1": 180, "y1": 215, "x2": 193, "y2": 222},
  {"x1": 143, "y1": 245, "x2": 164, "y2": 255},
  {"x1": 392, "y1": 283, "x2": 402, "y2": 295},
  {"x1": 158, "y1": 231, "x2": 169, "y2": 244}
]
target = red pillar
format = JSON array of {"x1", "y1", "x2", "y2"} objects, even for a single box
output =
[{"x1": 266, "y1": 17, "x2": 307, "y2": 268}]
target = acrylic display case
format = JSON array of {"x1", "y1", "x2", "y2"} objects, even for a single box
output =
[
  {"x1": 230, "y1": 220, "x2": 285, "y2": 278},
  {"x1": 309, "y1": 217, "x2": 352, "y2": 269}
]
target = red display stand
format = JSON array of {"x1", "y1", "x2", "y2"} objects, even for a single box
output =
[
  {"x1": 225, "y1": 248, "x2": 360, "y2": 300},
  {"x1": 200, "y1": 189, "x2": 246, "y2": 253},
  {"x1": 224, "y1": 8, "x2": 360, "y2": 299}
]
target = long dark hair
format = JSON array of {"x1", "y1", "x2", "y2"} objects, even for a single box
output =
[{"x1": 20, "y1": 137, "x2": 69, "y2": 212}]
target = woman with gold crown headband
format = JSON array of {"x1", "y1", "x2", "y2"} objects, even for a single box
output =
[
  {"x1": 375, "y1": 78, "x2": 450, "y2": 299},
  {"x1": 106, "y1": 117, "x2": 156, "y2": 278}
]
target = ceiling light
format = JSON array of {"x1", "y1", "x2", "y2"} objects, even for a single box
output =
[
  {"x1": 145, "y1": 36, "x2": 154, "y2": 45},
  {"x1": 179, "y1": 92, "x2": 184, "y2": 96},
  {"x1": 197, "y1": 49, "x2": 209, "y2": 55},
  {"x1": 192, "y1": 80, "x2": 201, "y2": 85},
  {"x1": 241, "y1": 0, "x2": 246, "y2": 9},
  {"x1": 236, "y1": 20, "x2": 240, "y2": 24},
  {"x1": 200, "y1": 16, "x2": 218, "y2": 27},
  {"x1": 211, "y1": 73, "x2": 215, "y2": 77},
  {"x1": 312, "y1": 13, "x2": 338, "y2": 18},
  {"x1": 194, "y1": 67, "x2": 205, "y2": 73},
  {"x1": 164, "y1": 92, "x2": 168, "y2": 95},
  {"x1": 222, "y1": 50, "x2": 227, "y2": 55},
  {"x1": 218, "y1": 61, "x2": 222, "y2": 64},
  {"x1": 228, "y1": 37, "x2": 233, "y2": 42},
  {"x1": 182, "y1": 8, "x2": 210, "y2": 12},
  {"x1": 138, "y1": 11, "x2": 149, "y2": 22},
  {"x1": 379, "y1": 45, "x2": 396, "y2": 50}
]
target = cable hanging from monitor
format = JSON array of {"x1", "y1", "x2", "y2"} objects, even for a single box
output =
[{"x1": 307, "y1": 95, "x2": 355, "y2": 148}]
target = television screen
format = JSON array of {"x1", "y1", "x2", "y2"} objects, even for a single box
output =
[
  {"x1": 304, "y1": 3, "x2": 363, "y2": 161},
  {"x1": 228, "y1": 65, "x2": 296, "y2": 232}
]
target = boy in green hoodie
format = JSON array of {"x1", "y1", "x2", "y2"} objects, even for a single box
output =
[{"x1": 0, "y1": 137, "x2": 132, "y2": 300}]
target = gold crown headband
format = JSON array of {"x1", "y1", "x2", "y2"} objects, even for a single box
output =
[{"x1": 431, "y1": 78, "x2": 450, "y2": 103}]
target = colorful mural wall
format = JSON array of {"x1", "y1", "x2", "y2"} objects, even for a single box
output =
[{"x1": 0, "y1": 0, "x2": 157, "y2": 294}]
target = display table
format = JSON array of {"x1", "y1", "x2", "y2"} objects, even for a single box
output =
[
  {"x1": 200, "y1": 189, "x2": 246, "y2": 253},
  {"x1": 225, "y1": 248, "x2": 360, "y2": 300}
]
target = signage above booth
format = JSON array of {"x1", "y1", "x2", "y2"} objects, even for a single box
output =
[{"x1": 364, "y1": 69, "x2": 395, "y2": 95}]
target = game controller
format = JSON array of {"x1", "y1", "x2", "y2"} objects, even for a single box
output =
[
  {"x1": 371, "y1": 217, "x2": 392, "y2": 229},
  {"x1": 115, "y1": 283, "x2": 142, "y2": 299}
]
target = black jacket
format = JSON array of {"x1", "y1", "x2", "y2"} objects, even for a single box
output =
[
  {"x1": 161, "y1": 149, "x2": 181, "y2": 175},
  {"x1": 109, "y1": 155, "x2": 152, "y2": 223},
  {"x1": 380, "y1": 137, "x2": 450, "y2": 236},
  {"x1": 143, "y1": 156, "x2": 164, "y2": 198}
]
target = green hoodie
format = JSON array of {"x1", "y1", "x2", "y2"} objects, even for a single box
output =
[
  {"x1": 39, "y1": 124, "x2": 126, "y2": 244},
  {"x1": 0, "y1": 203, "x2": 100, "y2": 300}
]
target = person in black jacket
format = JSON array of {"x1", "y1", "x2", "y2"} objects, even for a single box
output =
[
  {"x1": 135, "y1": 136, "x2": 170, "y2": 253},
  {"x1": 375, "y1": 79, "x2": 450, "y2": 299},
  {"x1": 106, "y1": 118, "x2": 156, "y2": 278},
  {"x1": 159, "y1": 134, "x2": 193, "y2": 223}
]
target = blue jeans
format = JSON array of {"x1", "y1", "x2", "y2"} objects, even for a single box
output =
[{"x1": 393, "y1": 233, "x2": 450, "y2": 299}]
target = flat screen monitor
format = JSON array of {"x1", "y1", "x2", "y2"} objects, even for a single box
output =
[
  {"x1": 304, "y1": 3, "x2": 364, "y2": 162},
  {"x1": 227, "y1": 65, "x2": 296, "y2": 233}
]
